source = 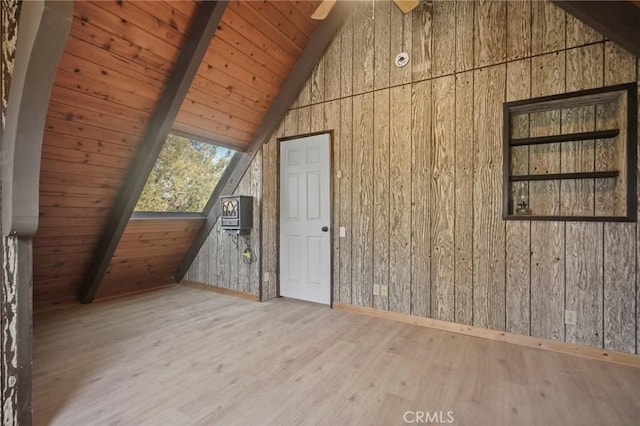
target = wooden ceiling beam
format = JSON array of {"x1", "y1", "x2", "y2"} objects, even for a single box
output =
[
  {"x1": 552, "y1": 1, "x2": 640, "y2": 58},
  {"x1": 174, "y1": 2, "x2": 351, "y2": 282},
  {"x1": 78, "y1": 1, "x2": 228, "y2": 303}
]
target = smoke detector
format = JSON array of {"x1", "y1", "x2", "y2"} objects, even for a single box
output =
[{"x1": 394, "y1": 52, "x2": 410, "y2": 68}]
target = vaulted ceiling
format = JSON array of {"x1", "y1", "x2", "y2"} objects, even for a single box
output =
[
  {"x1": 33, "y1": 0, "x2": 640, "y2": 307},
  {"x1": 35, "y1": 0, "x2": 327, "y2": 306}
]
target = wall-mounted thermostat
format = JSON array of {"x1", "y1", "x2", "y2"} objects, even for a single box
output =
[{"x1": 220, "y1": 195, "x2": 253, "y2": 234}]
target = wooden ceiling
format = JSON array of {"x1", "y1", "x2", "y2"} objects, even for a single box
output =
[
  {"x1": 35, "y1": 0, "x2": 322, "y2": 306},
  {"x1": 175, "y1": 1, "x2": 319, "y2": 150}
]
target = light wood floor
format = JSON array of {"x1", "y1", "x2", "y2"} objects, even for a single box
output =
[{"x1": 34, "y1": 285, "x2": 640, "y2": 425}]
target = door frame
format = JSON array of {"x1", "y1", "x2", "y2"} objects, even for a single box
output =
[{"x1": 276, "y1": 130, "x2": 334, "y2": 307}]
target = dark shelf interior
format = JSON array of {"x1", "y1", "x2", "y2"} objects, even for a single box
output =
[
  {"x1": 510, "y1": 171, "x2": 619, "y2": 182},
  {"x1": 503, "y1": 82, "x2": 637, "y2": 222},
  {"x1": 509, "y1": 129, "x2": 620, "y2": 146}
]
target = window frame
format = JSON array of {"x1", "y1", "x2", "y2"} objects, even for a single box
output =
[{"x1": 132, "y1": 134, "x2": 239, "y2": 216}]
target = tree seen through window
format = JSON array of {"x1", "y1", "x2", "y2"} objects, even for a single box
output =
[{"x1": 135, "y1": 134, "x2": 232, "y2": 213}]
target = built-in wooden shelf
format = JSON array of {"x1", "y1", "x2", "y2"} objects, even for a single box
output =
[
  {"x1": 510, "y1": 171, "x2": 619, "y2": 182},
  {"x1": 504, "y1": 215, "x2": 633, "y2": 222},
  {"x1": 502, "y1": 82, "x2": 637, "y2": 222},
  {"x1": 509, "y1": 129, "x2": 620, "y2": 147}
]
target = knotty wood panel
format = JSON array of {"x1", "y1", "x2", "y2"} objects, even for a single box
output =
[
  {"x1": 474, "y1": 0, "x2": 505, "y2": 68},
  {"x1": 530, "y1": 50, "x2": 565, "y2": 342},
  {"x1": 312, "y1": 104, "x2": 327, "y2": 135},
  {"x1": 175, "y1": 0, "x2": 320, "y2": 148},
  {"x1": 529, "y1": 52, "x2": 565, "y2": 216},
  {"x1": 236, "y1": 172, "x2": 249, "y2": 293},
  {"x1": 472, "y1": 65, "x2": 506, "y2": 330},
  {"x1": 601, "y1": 41, "x2": 637, "y2": 354},
  {"x1": 247, "y1": 147, "x2": 262, "y2": 295},
  {"x1": 431, "y1": 76, "x2": 455, "y2": 321},
  {"x1": 604, "y1": 226, "x2": 636, "y2": 353},
  {"x1": 454, "y1": 71, "x2": 473, "y2": 325},
  {"x1": 389, "y1": 5, "x2": 412, "y2": 86},
  {"x1": 532, "y1": 1, "x2": 565, "y2": 55},
  {"x1": 190, "y1": 1, "x2": 640, "y2": 355},
  {"x1": 566, "y1": 12, "x2": 602, "y2": 48},
  {"x1": 411, "y1": 1, "x2": 433, "y2": 81},
  {"x1": 310, "y1": 57, "x2": 325, "y2": 106},
  {"x1": 340, "y1": 3, "x2": 354, "y2": 98},
  {"x1": 455, "y1": 1, "x2": 473, "y2": 72},
  {"x1": 373, "y1": 90, "x2": 390, "y2": 311},
  {"x1": 373, "y1": 0, "x2": 390, "y2": 91},
  {"x1": 261, "y1": 127, "x2": 282, "y2": 301},
  {"x1": 410, "y1": 80, "x2": 431, "y2": 318},
  {"x1": 73, "y1": 1, "x2": 180, "y2": 64},
  {"x1": 565, "y1": 222, "x2": 603, "y2": 346},
  {"x1": 389, "y1": 85, "x2": 412, "y2": 314},
  {"x1": 324, "y1": 31, "x2": 341, "y2": 102},
  {"x1": 505, "y1": 59, "x2": 531, "y2": 335},
  {"x1": 352, "y1": 1, "x2": 374, "y2": 95},
  {"x1": 432, "y1": 0, "x2": 455, "y2": 77},
  {"x1": 97, "y1": 218, "x2": 204, "y2": 299},
  {"x1": 339, "y1": 97, "x2": 353, "y2": 304},
  {"x1": 34, "y1": 1, "x2": 199, "y2": 303},
  {"x1": 563, "y1": 44, "x2": 603, "y2": 348},
  {"x1": 186, "y1": 150, "x2": 262, "y2": 296},
  {"x1": 219, "y1": 8, "x2": 295, "y2": 73},
  {"x1": 351, "y1": 93, "x2": 374, "y2": 307},
  {"x1": 295, "y1": 72, "x2": 311, "y2": 108},
  {"x1": 506, "y1": 0, "x2": 531, "y2": 61},
  {"x1": 561, "y1": 45, "x2": 601, "y2": 216},
  {"x1": 298, "y1": 105, "x2": 311, "y2": 135}
]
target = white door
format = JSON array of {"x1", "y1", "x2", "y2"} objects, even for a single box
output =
[{"x1": 280, "y1": 133, "x2": 331, "y2": 305}]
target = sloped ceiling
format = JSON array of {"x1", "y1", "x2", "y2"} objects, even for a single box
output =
[
  {"x1": 34, "y1": 0, "x2": 323, "y2": 306},
  {"x1": 32, "y1": 0, "x2": 640, "y2": 306},
  {"x1": 175, "y1": 1, "x2": 319, "y2": 150}
]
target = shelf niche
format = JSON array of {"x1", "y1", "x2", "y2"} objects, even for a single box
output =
[{"x1": 502, "y1": 82, "x2": 637, "y2": 222}]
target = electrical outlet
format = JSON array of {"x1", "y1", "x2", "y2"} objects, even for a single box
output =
[
  {"x1": 565, "y1": 310, "x2": 577, "y2": 326},
  {"x1": 264, "y1": 272, "x2": 270, "y2": 283},
  {"x1": 380, "y1": 285, "x2": 388, "y2": 297},
  {"x1": 339, "y1": 227, "x2": 346, "y2": 238},
  {"x1": 373, "y1": 284, "x2": 380, "y2": 296}
]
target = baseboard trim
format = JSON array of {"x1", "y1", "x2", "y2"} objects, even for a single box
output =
[
  {"x1": 333, "y1": 302, "x2": 640, "y2": 368},
  {"x1": 34, "y1": 297, "x2": 79, "y2": 314},
  {"x1": 34, "y1": 284, "x2": 174, "y2": 313},
  {"x1": 181, "y1": 280, "x2": 259, "y2": 301},
  {"x1": 94, "y1": 284, "x2": 176, "y2": 303}
]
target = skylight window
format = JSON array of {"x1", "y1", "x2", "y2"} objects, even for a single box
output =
[{"x1": 135, "y1": 134, "x2": 233, "y2": 213}]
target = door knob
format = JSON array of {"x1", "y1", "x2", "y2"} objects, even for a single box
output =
[{"x1": 321, "y1": 226, "x2": 329, "y2": 232}]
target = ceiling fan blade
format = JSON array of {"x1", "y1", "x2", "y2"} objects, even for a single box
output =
[
  {"x1": 311, "y1": 0, "x2": 336, "y2": 20},
  {"x1": 392, "y1": 0, "x2": 420, "y2": 14}
]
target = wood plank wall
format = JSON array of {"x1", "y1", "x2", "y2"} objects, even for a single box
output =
[
  {"x1": 187, "y1": 0, "x2": 640, "y2": 355},
  {"x1": 1, "y1": 0, "x2": 20, "y2": 422},
  {"x1": 97, "y1": 218, "x2": 205, "y2": 300},
  {"x1": 186, "y1": 150, "x2": 262, "y2": 296}
]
